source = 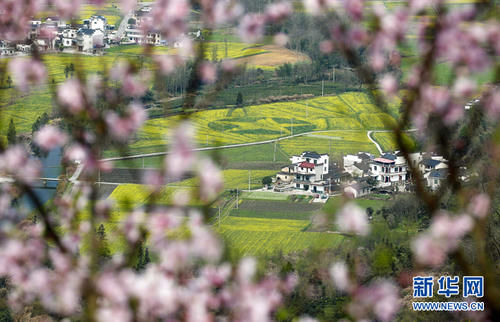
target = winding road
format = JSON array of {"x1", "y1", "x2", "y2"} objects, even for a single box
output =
[{"x1": 101, "y1": 129, "x2": 417, "y2": 162}]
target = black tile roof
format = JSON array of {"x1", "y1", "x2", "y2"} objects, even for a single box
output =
[
  {"x1": 421, "y1": 158, "x2": 441, "y2": 167},
  {"x1": 381, "y1": 153, "x2": 396, "y2": 160},
  {"x1": 429, "y1": 168, "x2": 448, "y2": 178},
  {"x1": 302, "y1": 151, "x2": 321, "y2": 159}
]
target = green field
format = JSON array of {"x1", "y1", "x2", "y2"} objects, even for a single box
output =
[
  {"x1": 240, "y1": 191, "x2": 290, "y2": 201},
  {"x1": 121, "y1": 92, "x2": 399, "y2": 157},
  {"x1": 219, "y1": 198, "x2": 343, "y2": 256},
  {"x1": 372, "y1": 131, "x2": 417, "y2": 153},
  {"x1": 220, "y1": 229, "x2": 344, "y2": 256}
]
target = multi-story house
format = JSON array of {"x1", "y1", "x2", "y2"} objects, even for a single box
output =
[
  {"x1": 85, "y1": 16, "x2": 107, "y2": 32},
  {"x1": 290, "y1": 151, "x2": 330, "y2": 193},
  {"x1": 369, "y1": 152, "x2": 408, "y2": 187},
  {"x1": 77, "y1": 29, "x2": 104, "y2": 52}
]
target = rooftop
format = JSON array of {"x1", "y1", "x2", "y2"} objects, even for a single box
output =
[
  {"x1": 373, "y1": 157, "x2": 395, "y2": 164},
  {"x1": 421, "y1": 158, "x2": 441, "y2": 167},
  {"x1": 302, "y1": 151, "x2": 322, "y2": 159},
  {"x1": 299, "y1": 162, "x2": 316, "y2": 169},
  {"x1": 429, "y1": 168, "x2": 448, "y2": 178}
]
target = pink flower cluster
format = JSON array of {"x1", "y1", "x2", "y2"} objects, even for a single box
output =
[
  {"x1": 412, "y1": 211, "x2": 475, "y2": 267},
  {"x1": 334, "y1": 202, "x2": 370, "y2": 236},
  {"x1": 105, "y1": 102, "x2": 147, "y2": 142},
  {"x1": 330, "y1": 261, "x2": 401, "y2": 321},
  {"x1": 238, "y1": 2, "x2": 293, "y2": 43},
  {"x1": 7, "y1": 58, "x2": 47, "y2": 92},
  {"x1": 0, "y1": 146, "x2": 41, "y2": 184}
]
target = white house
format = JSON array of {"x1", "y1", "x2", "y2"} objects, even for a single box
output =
[
  {"x1": 369, "y1": 153, "x2": 408, "y2": 188},
  {"x1": 291, "y1": 151, "x2": 329, "y2": 175},
  {"x1": 344, "y1": 181, "x2": 371, "y2": 198},
  {"x1": 426, "y1": 168, "x2": 448, "y2": 191},
  {"x1": 77, "y1": 29, "x2": 104, "y2": 52},
  {"x1": 290, "y1": 151, "x2": 330, "y2": 193},
  {"x1": 419, "y1": 158, "x2": 448, "y2": 174},
  {"x1": 87, "y1": 16, "x2": 108, "y2": 32}
]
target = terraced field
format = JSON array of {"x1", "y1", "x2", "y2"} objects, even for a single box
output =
[
  {"x1": 371, "y1": 131, "x2": 417, "y2": 153},
  {"x1": 220, "y1": 230, "x2": 344, "y2": 256},
  {"x1": 126, "y1": 93, "x2": 399, "y2": 156},
  {"x1": 218, "y1": 198, "x2": 343, "y2": 256}
]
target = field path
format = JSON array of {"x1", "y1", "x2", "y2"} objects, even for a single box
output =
[
  {"x1": 101, "y1": 129, "x2": 416, "y2": 162},
  {"x1": 367, "y1": 130, "x2": 384, "y2": 154}
]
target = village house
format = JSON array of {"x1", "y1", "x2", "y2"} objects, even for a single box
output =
[
  {"x1": 290, "y1": 151, "x2": 330, "y2": 193},
  {"x1": 369, "y1": 152, "x2": 408, "y2": 188},
  {"x1": 344, "y1": 180, "x2": 372, "y2": 198},
  {"x1": 343, "y1": 152, "x2": 373, "y2": 177},
  {"x1": 77, "y1": 29, "x2": 104, "y2": 53},
  {"x1": 427, "y1": 168, "x2": 448, "y2": 191},
  {"x1": 85, "y1": 16, "x2": 108, "y2": 32},
  {"x1": 419, "y1": 157, "x2": 448, "y2": 174}
]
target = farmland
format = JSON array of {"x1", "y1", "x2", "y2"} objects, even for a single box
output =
[
  {"x1": 217, "y1": 197, "x2": 344, "y2": 256},
  {"x1": 122, "y1": 93, "x2": 400, "y2": 157},
  {"x1": 371, "y1": 131, "x2": 417, "y2": 153}
]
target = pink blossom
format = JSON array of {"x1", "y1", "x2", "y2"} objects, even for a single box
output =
[
  {"x1": 380, "y1": 74, "x2": 398, "y2": 97},
  {"x1": 411, "y1": 233, "x2": 447, "y2": 267},
  {"x1": 197, "y1": 158, "x2": 224, "y2": 202},
  {"x1": 150, "y1": 0, "x2": 190, "y2": 40},
  {"x1": 105, "y1": 102, "x2": 147, "y2": 141},
  {"x1": 319, "y1": 40, "x2": 334, "y2": 53},
  {"x1": 467, "y1": 193, "x2": 490, "y2": 219},
  {"x1": 302, "y1": 0, "x2": 337, "y2": 15},
  {"x1": 199, "y1": 61, "x2": 217, "y2": 84},
  {"x1": 8, "y1": 58, "x2": 47, "y2": 92},
  {"x1": 119, "y1": 0, "x2": 137, "y2": 14},
  {"x1": 484, "y1": 89, "x2": 500, "y2": 119},
  {"x1": 453, "y1": 76, "x2": 476, "y2": 97},
  {"x1": 154, "y1": 55, "x2": 180, "y2": 75},
  {"x1": 430, "y1": 212, "x2": 473, "y2": 249},
  {"x1": 58, "y1": 79, "x2": 85, "y2": 114},
  {"x1": 122, "y1": 71, "x2": 150, "y2": 97},
  {"x1": 0, "y1": 0, "x2": 46, "y2": 40},
  {"x1": 53, "y1": 0, "x2": 82, "y2": 18},
  {"x1": 238, "y1": 14, "x2": 266, "y2": 43},
  {"x1": 265, "y1": 2, "x2": 293, "y2": 23},
  {"x1": 335, "y1": 202, "x2": 370, "y2": 236},
  {"x1": 274, "y1": 33, "x2": 289, "y2": 47},
  {"x1": 212, "y1": 0, "x2": 243, "y2": 26},
  {"x1": 34, "y1": 125, "x2": 68, "y2": 151},
  {"x1": 329, "y1": 261, "x2": 351, "y2": 291},
  {"x1": 165, "y1": 121, "x2": 196, "y2": 180},
  {"x1": 237, "y1": 257, "x2": 256, "y2": 284},
  {"x1": 0, "y1": 145, "x2": 41, "y2": 183},
  {"x1": 142, "y1": 169, "x2": 166, "y2": 191},
  {"x1": 121, "y1": 210, "x2": 145, "y2": 243},
  {"x1": 344, "y1": 0, "x2": 364, "y2": 21}
]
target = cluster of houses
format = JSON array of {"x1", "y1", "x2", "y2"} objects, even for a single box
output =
[
  {"x1": 273, "y1": 150, "x2": 457, "y2": 198},
  {"x1": 0, "y1": 5, "x2": 201, "y2": 56},
  {"x1": 0, "y1": 15, "x2": 113, "y2": 56}
]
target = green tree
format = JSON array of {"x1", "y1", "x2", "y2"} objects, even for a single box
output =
[
  {"x1": 7, "y1": 119, "x2": 16, "y2": 145},
  {"x1": 6, "y1": 76, "x2": 12, "y2": 88},
  {"x1": 211, "y1": 44, "x2": 218, "y2": 62},
  {"x1": 262, "y1": 176, "x2": 273, "y2": 186},
  {"x1": 96, "y1": 224, "x2": 111, "y2": 264},
  {"x1": 236, "y1": 92, "x2": 243, "y2": 106}
]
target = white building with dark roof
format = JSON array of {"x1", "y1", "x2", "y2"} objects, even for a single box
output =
[
  {"x1": 369, "y1": 152, "x2": 408, "y2": 187},
  {"x1": 289, "y1": 151, "x2": 330, "y2": 193},
  {"x1": 77, "y1": 28, "x2": 104, "y2": 52}
]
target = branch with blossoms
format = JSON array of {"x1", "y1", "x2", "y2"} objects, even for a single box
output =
[
  {"x1": 303, "y1": 0, "x2": 499, "y2": 318},
  {"x1": 0, "y1": 0, "x2": 299, "y2": 321}
]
